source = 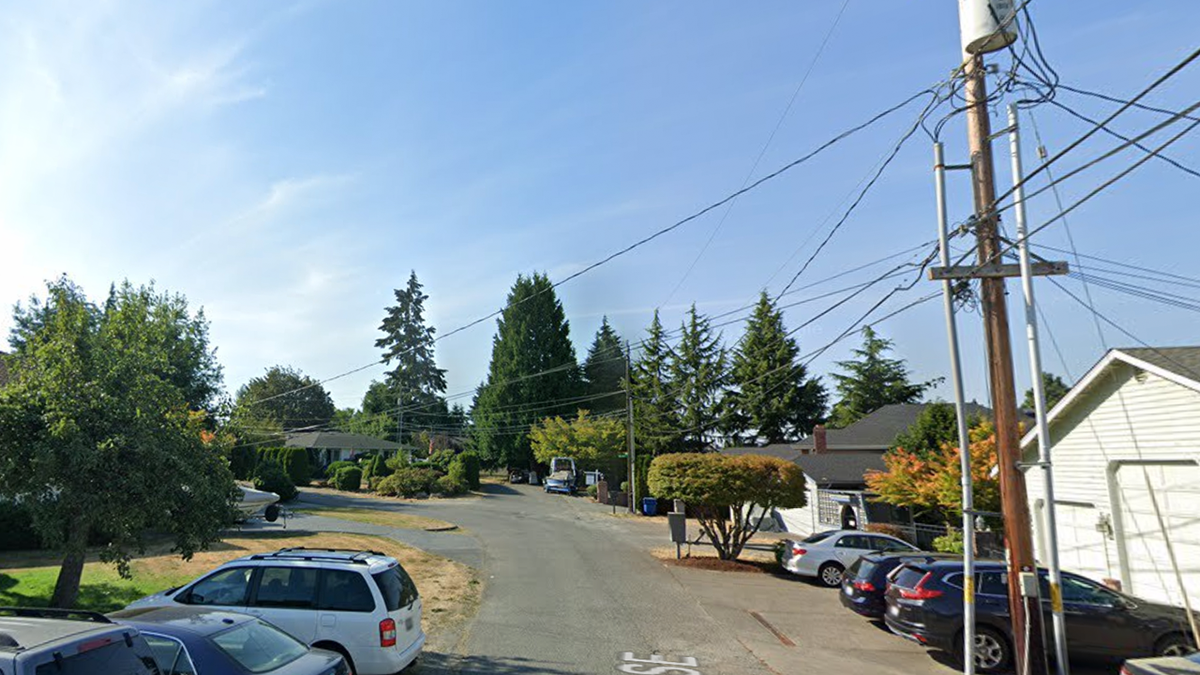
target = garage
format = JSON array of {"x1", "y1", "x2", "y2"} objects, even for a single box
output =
[{"x1": 1112, "y1": 461, "x2": 1200, "y2": 607}]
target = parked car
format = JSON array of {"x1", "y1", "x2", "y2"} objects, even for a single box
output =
[
  {"x1": 110, "y1": 606, "x2": 349, "y2": 675},
  {"x1": 124, "y1": 547, "x2": 424, "y2": 675},
  {"x1": 781, "y1": 529, "x2": 920, "y2": 587},
  {"x1": 0, "y1": 606, "x2": 161, "y2": 675},
  {"x1": 1122, "y1": 650, "x2": 1200, "y2": 675},
  {"x1": 884, "y1": 560, "x2": 1200, "y2": 673},
  {"x1": 840, "y1": 552, "x2": 959, "y2": 618}
]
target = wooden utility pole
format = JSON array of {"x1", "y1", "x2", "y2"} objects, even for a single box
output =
[
  {"x1": 625, "y1": 342, "x2": 637, "y2": 514},
  {"x1": 963, "y1": 54, "x2": 1049, "y2": 675}
]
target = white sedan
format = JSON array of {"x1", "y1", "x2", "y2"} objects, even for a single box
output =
[{"x1": 781, "y1": 529, "x2": 920, "y2": 587}]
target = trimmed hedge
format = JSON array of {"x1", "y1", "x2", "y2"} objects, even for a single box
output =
[
  {"x1": 376, "y1": 467, "x2": 440, "y2": 497},
  {"x1": 253, "y1": 459, "x2": 298, "y2": 502},
  {"x1": 434, "y1": 475, "x2": 468, "y2": 497},
  {"x1": 325, "y1": 461, "x2": 355, "y2": 479},
  {"x1": 456, "y1": 452, "x2": 481, "y2": 490},
  {"x1": 334, "y1": 466, "x2": 363, "y2": 492}
]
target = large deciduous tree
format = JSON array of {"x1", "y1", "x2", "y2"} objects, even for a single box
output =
[
  {"x1": 232, "y1": 365, "x2": 336, "y2": 434},
  {"x1": 631, "y1": 311, "x2": 683, "y2": 456},
  {"x1": 376, "y1": 271, "x2": 448, "y2": 436},
  {"x1": 828, "y1": 326, "x2": 939, "y2": 428},
  {"x1": 0, "y1": 278, "x2": 239, "y2": 608},
  {"x1": 648, "y1": 453, "x2": 806, "y2": 560},
  {"x1": 472, "y1": 273, "x2": 582, "y2": 469},
  {"x1": 722, "y1": 292, "x2": 828, "y2": 445},
  {"x1": 529, "y1": 410, "x2": 626, "y2": 481},
  {"x1": 581, "y1": 318, "x2": 626, "y2": 416},
  {"x1": 672, "y1": 306, "x2": 726, "y2": 452}
]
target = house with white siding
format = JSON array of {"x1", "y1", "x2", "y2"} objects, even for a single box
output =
[{"x1": 1021, "y1": 347, "x2": 1200, "y2": 609}]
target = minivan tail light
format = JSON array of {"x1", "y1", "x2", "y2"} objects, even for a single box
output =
[
  {"x1": 898, "y1": 572, "x2": 943, "y2": 600},
  {"x1": 379, "y1": 618, "x2": 397, "y2": 647}
]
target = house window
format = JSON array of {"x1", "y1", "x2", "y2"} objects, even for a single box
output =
[{"x1": 817, "y1": 490, "x2": 841, "y2": 526}]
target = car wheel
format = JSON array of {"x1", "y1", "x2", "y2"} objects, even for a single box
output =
[
  {"x1": 955, "y1": 627, "x2": 1011, "y2": 674},
  {"x1": 1156, "y1": 633, "x2": 1198, "y2": 657},
  {"x1": 817, "y1": 562, "x2": 844, "y2": 587}
]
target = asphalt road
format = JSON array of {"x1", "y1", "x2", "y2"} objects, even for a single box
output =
[{"x1": 296, "y1": 483, "x2": 775, "y2": 675}]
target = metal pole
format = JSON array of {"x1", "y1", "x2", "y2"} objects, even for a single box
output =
[
  {"x1": 963, "y1": 53, "x2": 1048, "y2": 675},
  {"x1": 626, "y1": 341, "x2": 637, "y2": 514},
  {"x1": 1008, "y1": 104, "x2": 1070, "y2": 675},
  {"x1": 935, "y1": 142, "x2": 976, "y2": 675}
]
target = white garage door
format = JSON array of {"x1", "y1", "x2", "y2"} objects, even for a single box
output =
[
  {"x1": 1115, "y1": 462, "x2": 1200, "y2": 607},
  {"x1": 1046, "y1": 503, "x2": 1110, "y2": 583}
]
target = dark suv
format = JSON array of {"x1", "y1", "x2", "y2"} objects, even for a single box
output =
[
  {"x1": 840, "y1": 552, "x2": 959, "y2": 618},
  {"x1": 884, "y1": 560, "x2": 1199, "y2": 673}
]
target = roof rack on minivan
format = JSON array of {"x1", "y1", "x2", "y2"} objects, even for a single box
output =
[
  {"x1": 247, "y1": 548, "x2": 384, "y2": 564},
  {"x1": 280, "y1": 547, "x2": 385, "y2": 556},
  {"x1": 0, "y1": 607, "x2": 113, "y2": 624}
]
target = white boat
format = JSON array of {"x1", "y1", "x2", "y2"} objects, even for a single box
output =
[{"x1": 236, "y1": 484, "x2": 281, "y2": 521}]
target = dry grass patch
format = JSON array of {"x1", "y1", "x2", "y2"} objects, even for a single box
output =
[
  {"x1": 293, "y1": 507, "x2": 460, "y2": 532},
  {"x1": 649, "y1": 545, "x2": 779, "y2": 574},
  {"x1": 0, "y1": 531, "x2": 481, "y2": 636}
]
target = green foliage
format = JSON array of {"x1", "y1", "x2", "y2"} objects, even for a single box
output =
[
  {"x1": 433, "y1": 475, "x2": 468, "y2": 497},
  {"x1": 772, "y1": 540, "x2": 788, "y2": 569},
  {"x1": 232, "y1": 365, "x2": 336, "y2": 435},
  {"x1": 385, "y1": 454, "x2": 409, "y2": 472},
  {"x1": 447, "y1": 457, "x2": 469, "y2": 486},
  {"x1": 472, "y1": 273, "x2": 583, "y2": 468},
  {"x1": 631, "y1": 311, "x2": 683, "y2": 456},
  {"x1": 0, "y1": 277, "x2": 239, "y2": 608},
  {"x1": 586, "y1": 484, "x2": 598, "y2": 499},
  {"x1": 456, "y1": 451, "x2": 481, "y2": 490},
  {"x1": 376, "y1": 272, "x2": 451, "y2": 438},
  {"x1": 279, "y1": 448, "x2": 310, "y2": 485},
  {"x1": 633, "y1": 454, "x2": 652, "y2": 505},
  {"x1": 427, "y1": 448, "x2": 457, "y2": 473},
  {"x1": 333, "y1": 466, "x2": 363, "y2": 492},
  {"x1": 891, "y1": 402, "x2": 983, "y2": 456},
  {"x1": 229, "y1": 447, "x2": 257, "y2": 480},
  {"x1": 1022, "y1": 372, "x2": 1071, "y2": 412},
  {"x1": 671, "y1": 306, "x2": 727, "y2": 452},
  {"x1": 723, "y1": 292, "x2": 827, "y2": 444},
  {"x1": 370, "y1": 454, "x2": 393, "y2": 480},
  {"x1": 828, "y1": 326, "x2": 940, "y2": 428},
  {"x1": 933, "y1": 529, "x2": 964, "y2": 554},
  {"x1": 325, "y1": 461, "x2": 355, "y2": 479},
  {"x1": 582, "y1": 318, "x2": 626, "y2": 416},
  {"x1": 253, "y1": 460, "x2": 298, "y2": 502},
  {"x1": 648, "y1": 453, "x2": 806, "y2": 560},
  {"x1": 529, "y1": 411, "x2": 625, "y2": 481},
  {"x1": 376, "y1": 467, "x2": 441, "y2": 497},
  {"x1": 0, "y1": 501, "x2": 43, "y2": 551}
]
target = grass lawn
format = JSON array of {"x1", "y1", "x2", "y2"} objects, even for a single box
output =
[
  {"x1": 0, "y1": 531, "x2": 481, "y2": 635},
  {"x1": 293, "y1": 506, "x2": 459, "y2": 532}
]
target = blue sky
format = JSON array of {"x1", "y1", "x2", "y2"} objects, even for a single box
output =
[{"x1": 3, "y1": 1, "x2": 1199, "y2": 414}]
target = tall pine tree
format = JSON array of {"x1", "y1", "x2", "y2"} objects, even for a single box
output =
[
  {"x1": 471, "y1": 273, "x2": 582, "y2": 469},
  {"x1": 672, "y1": 305, "x2": 726, "y2": 452},
  {"x1": 582, "y1": 317, "x2": 626, "y2": 416},
  {"x1": 631, "y1": 311, "x2": 682, "y2": 456},
  {"x1": 828, "y1": 326, "x2": 938, "y2": 428},
  {"x1": 376, "y1": 271, "x2": 447, "y2": 438},
  {"x1": 723, "y1": 292, "x2": 827, "y2": 445}
]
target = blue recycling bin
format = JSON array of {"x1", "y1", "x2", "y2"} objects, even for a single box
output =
[{"x1": 641, "y1": 497, "x2": 658, "y2": 516}]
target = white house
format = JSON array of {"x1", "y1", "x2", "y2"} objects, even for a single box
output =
[{"x1": 1021, "y1": 347, "x2": 1200, "y2": 609}]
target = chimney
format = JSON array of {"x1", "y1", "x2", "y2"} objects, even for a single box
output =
[{"x1": 813, "y1": 425, "x2": 827, "y2": 454}]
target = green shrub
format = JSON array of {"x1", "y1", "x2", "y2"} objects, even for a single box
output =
[
  {"x1": 772, "y1": 540, "x2": 788, "y2": 569},
  {"x1": 0, "y1": 501, "x2": 43, "y2": 551},
  {"x1": 280, "y1": 448, "x2": 310, "y2": 486},
  {"x1": 377, "y1": 467, "x2": 441, "y2": 497},
  {"x1": 253, "y1": 460, "x2": 298, "y2": 502},
  {"x1": 385, "y1": 454, "x2": 409, "y2": 472},
  {"x1": 325, "y1": 461, "x2": 355, "y2": 479},
  {"x1": 333, "y1": 466, "x2": 363, "y2": 492},
  {"x1": 586, "y1": 484, "x2": 598, "y2": 499},
  {"x1": 448, "y1": 457, "x2": 469, "y2": 485},
  {"x1": 434, "y1": 475, "x2": 468, "y2": 497},
  {"x1": 428, "y1": 449, "x2": 457, "y2": 473},
  {"x1": 410, "y1": 460, "x2": 434, "y2": 470},
  {"x1": 933, "y1": 529, "x2": 964, "y2": 554},
  {"x1": 372, "y1": 454, "x2": 393, "y2": 479},
  {"x1": 620, "y1": 481, "x2": 629, "y2": 493},
  {"x1": 456, "y1": 451, "x2": 481, "y2": 490},
  {"x1": 229, "y1": 446, "x2": 257, "y2": 480},
  {"x1": 633, "y1": 454, "x2": 652, "y2": 504}
]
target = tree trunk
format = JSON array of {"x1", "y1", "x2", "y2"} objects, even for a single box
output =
[{"x1": 50, "y1": 522, "x2": 89, "y2": 609}]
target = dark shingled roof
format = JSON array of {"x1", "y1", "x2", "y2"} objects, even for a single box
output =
[
  {"x1": 793, "y1": 451, "x2": 887, "y2": 488},
  {"x1": 1120, "y1": 346, "x2": 1200, "y2": 385},
  {"x1": 793, "y1": 402, "x2": 991, "y2": 452},
  {"x1": 720, "y1": 443, "x2": 803, "y2": 463},
  {"x1": 286, "y1": 431, "x2": 402, "y2": 451}
]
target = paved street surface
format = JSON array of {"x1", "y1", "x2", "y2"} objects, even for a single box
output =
[{"x1": 292, "y1": 484, "x2": 1116, "y2": 675}]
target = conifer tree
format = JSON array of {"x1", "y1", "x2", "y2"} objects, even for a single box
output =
[
  {"x1": 671, "y1": 305, "x2": 726, "y2": 452},
  {"x1": 828, "y1": 326, "x2": 938, "y2": 428},
  {"x1": 582, "y1": 317, "x2": 626, "y2": 416},
  {"x1": 631, "y1": 311, "x2": 683, "y2": 456},
  {"x1": 376, "y1": 271, "x2": 447, "y2": 436}
]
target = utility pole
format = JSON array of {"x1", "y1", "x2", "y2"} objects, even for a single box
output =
[
  {"x1": 397, "y1": 392, "x2": 405, "y2": 459},
  {"x1": 964, "y1": 52, "x2": 1047, "y2": 675},
  {"x1": 626, "y1": 341, "x2": 637, "y2": 514}
]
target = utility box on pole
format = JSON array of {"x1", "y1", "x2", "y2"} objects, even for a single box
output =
[{"x1": 957, "y1": 0, "x2": 1017, "y2": 55}]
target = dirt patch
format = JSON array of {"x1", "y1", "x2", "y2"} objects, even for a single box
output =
[{"x1": 649, "y1": 545, "x2": 780, "y2": 574}]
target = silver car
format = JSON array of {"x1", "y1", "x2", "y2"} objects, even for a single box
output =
[{"x1": 782, "y1": 530, "x2": 919, "y2": 587}]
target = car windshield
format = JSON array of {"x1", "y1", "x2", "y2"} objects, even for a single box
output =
[
  {"x1": 211, "y1": 620, "x2": 307, "y2": 673},
  {"x1": 802, "y1": 531, "x2": 837, "y2": 544}
]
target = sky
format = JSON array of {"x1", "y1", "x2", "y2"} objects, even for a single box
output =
[{"x1": 2, "y1": 1, "x2": 1200, "y2": 416}]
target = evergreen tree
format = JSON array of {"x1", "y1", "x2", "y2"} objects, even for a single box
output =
[
  {"x1": 828, "y1": 326, "x2": 939, "y2": 428},
  {"x1": 471, "y1": 273, "x2": 582, "y2": 468},
  {"x1": 375, "y1": 271, "x2": 447, "y2": 436},
  {"x1": 631, "y1": 311, "x2": 683, "y2": 456},
  {"x1": 582, "y1": 317, "x2": 626, "y2": 416},
  {"x1": 723, "y1": 292, "x2": 827, "y2": 445},
  {"x1": 671, "y1": 305, "x2": 727, "y2": 452},
  {"x1": 1022, "y1": 372, "x2": 1071, "y2": 411}
]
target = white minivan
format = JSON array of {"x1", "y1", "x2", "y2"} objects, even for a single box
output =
[{"x1": 125, "y1": 547, "x2": 424, "y2": 675}]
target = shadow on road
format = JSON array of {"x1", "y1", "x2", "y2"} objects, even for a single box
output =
[
  {"x1": 414, "y1": 652, "x2": 577, "y2": 674},
  {"x1": 476, "y1": 483, "x2": 521, "y2": 496}
]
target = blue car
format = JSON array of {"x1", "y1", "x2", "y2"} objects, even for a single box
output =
[{"x1": 109, "y1": 606, "x2": 348, "y2": 675}]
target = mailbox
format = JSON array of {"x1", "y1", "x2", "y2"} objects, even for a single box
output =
[{"x1": 668, "y1": 512, "x2": 687, "y2": 544}]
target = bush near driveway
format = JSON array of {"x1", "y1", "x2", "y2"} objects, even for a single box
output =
[
  {"x1": 324, "y1": 461, "x2": 355, "y2": 479},
  {"x1": 333, "y1": 466, "x2": 363, "y2": 491},
  {"x1": 253, "y1": 460, "x2": 298, "y2": 502},
  {"x1": 455, "y1": 452, "x2": 482, "y2": 490},
  {"x1": 434, "y1": 475, "x2": 467, "y2": 497},
  {"x1": 376, "y1": 468, "x2": 441, "y2": 497}
]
